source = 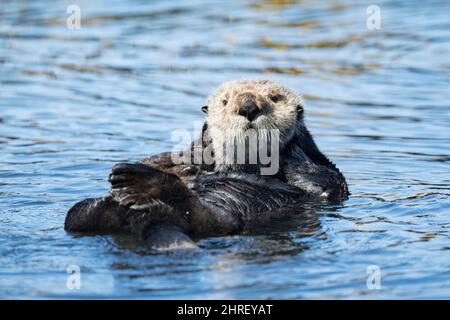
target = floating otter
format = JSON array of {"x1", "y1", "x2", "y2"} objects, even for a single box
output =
[{"x1": 65, "y1": 80, "x2": 348, "y2": 249}]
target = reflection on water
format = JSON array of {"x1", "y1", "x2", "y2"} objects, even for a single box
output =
[{"x1": 1, "y1": 0, "x2": 450, "y2": 299}]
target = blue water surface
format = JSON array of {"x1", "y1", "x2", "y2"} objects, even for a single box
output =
[{"x1": 0, "y1": 0, "x2": 449, "y2": 299}]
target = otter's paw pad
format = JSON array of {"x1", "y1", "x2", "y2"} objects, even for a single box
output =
[{"x1": 108, "y1": 163, "x2": 181, "y2": 209}]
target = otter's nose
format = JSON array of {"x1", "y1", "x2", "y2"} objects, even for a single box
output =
[{"x1": 238, "y1": 100, "x2": 260, "y2": 121}]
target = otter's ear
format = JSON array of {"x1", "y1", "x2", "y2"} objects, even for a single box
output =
[
  {"x1": 296, "y1": 104, "x2": 304, "y2": 113},
  {"x1": 201, "y1": 106, "x2": 208, "y2": 114}
]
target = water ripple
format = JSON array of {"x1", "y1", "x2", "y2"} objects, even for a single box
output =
[{"x1": 1, "y1": 0, "x2": 449, "y2": 299}]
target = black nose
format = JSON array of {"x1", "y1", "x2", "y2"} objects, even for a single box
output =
[{"x1": 238, "y1": 100, "x2": 260, "y2": 121}]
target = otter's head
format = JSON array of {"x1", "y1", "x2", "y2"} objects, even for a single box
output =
[{"x1": 202, "y1": 79, "x2": 304, "y2": 149}]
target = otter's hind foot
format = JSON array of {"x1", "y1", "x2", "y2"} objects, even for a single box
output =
[
  {"x1": 108, "y1": 162, "x2": 193, "y2": 210},
  {"x1": 65, "y1": 197, "x2": 125, "y2": 233}
]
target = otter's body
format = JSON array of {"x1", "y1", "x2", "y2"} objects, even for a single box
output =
[{"x1": 65, "y1": 80, "x2": 348, "y2": 248}]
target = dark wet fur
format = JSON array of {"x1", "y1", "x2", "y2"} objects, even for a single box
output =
[{"x1": 65, "y1": 118, "x2": 348, "y2": 249}]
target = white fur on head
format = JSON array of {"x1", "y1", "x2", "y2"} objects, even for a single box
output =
[{"x1": 204, "y1": 79, "x2": 304, "y2": 168}]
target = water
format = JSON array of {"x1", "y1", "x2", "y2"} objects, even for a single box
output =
[{"x1": 1, "y1": 0, "x2": 449, "y2": 299}]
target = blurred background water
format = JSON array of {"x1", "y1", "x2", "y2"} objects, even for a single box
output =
[{"x1": 1, "y1": 0, "x2": 449, "y2": 299}]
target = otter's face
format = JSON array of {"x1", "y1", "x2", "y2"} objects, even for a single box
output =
[{"x1": 203, "y1": 79, "x2": 303, "y2": 145}]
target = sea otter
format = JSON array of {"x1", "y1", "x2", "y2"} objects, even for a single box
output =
[{"x1": 65, "y1": 79, "x2": 348, "y2": 249}]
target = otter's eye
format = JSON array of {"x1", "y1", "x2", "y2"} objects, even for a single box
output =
[
  {"x1": 222, "y1": 99, "x2": 228, "y2": 106},
  {"x1": 270, "y1": 95, "x2": 281, "y2": 103}
]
